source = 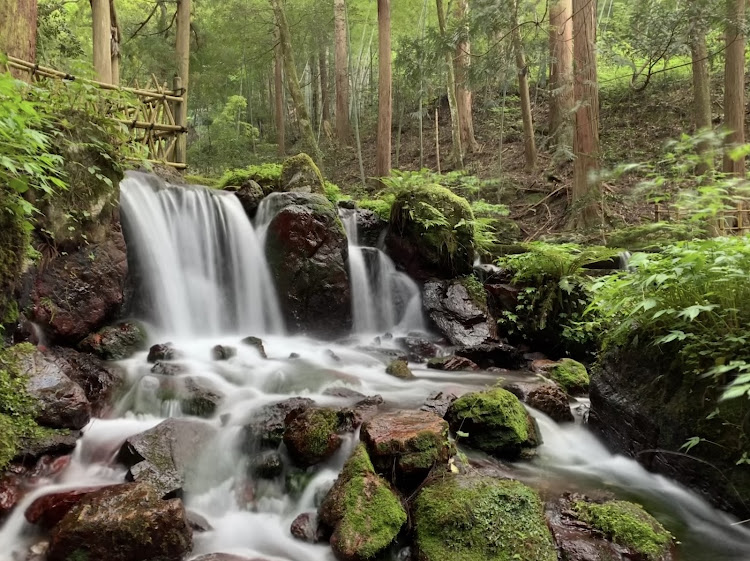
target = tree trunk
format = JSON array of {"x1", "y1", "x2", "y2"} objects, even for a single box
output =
[
  {"x1": 275, "y1": 30, "x2": 285, "y2": 156},
  {"x1": 436, "y1": 0, "x2": 463, "y2": 168},
  {"x1": 689, "y1": 15, "x2": 712, "y2": 174},
  {"x1": 571, "y1": 0, "x2": 600, "y2": 228},
  {"x1": 91, "y1": 0, "x2": 112, "y2": 83},
  {"x1": 174, "y1": 0, "x2": 190, "y2": 164},
  {"x1": 723, "y1": 0, "x2": 745, "y2": 177},
  {"x1": 549, "y1": 0, "x2": 574, "y2": 155},
  {"x1": 110, "y1": 0, "x2": 121, "y2": 85},
  {"x1": 454, "y1": 0, "x2": 478, "y2": 153},
  {"x1": 0, "y1": 0, "x2": 37, "y2": 80},
  {"x1": 334, "y1": 0, "x2": 352, "y2": 142},
  {"x1": 376, "y1": 0, "x2": 392, "y2": 179},
  {"x1": 269, "y1": 0, "x2": 322, "y2": 165},
  {"x1": 319, "y1": 45, "x2": 331, "y2": 125},
  {"x1": 512, "y1": 0, "x2": 536, "y2": 172}
]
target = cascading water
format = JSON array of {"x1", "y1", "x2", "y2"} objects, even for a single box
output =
[{"x1": 339, "y1": 208, "x2": 425, "y2": 334}]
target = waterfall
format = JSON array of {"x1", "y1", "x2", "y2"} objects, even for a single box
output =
[
  {"x1": 339, "y1": 208, "x2": 425, "y2": 334},
  {"x1": 120, "y1": 171, "x2": 284, "y2": 336}
]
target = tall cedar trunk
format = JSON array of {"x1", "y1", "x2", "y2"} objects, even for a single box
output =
[
  {"x1": 376, "y1": 0, "x2": 392, "y2": 178},
  {"x1": 319, "y1": 45, "x2": 331, "y2": 124},
  {"x1": 175, "y1": 0, "x2": 190, "y2": 164},
  {"x1": 269, "y1": 0, "x2": 322, "y2": 165},
  {"x1": 723, "y1": 0, "x2": 746, "y2": 177},
  {"x1": 334, "y1": 0, "x2": 351, "y2": 142},
  {"x1": 110, "y1": 0, "x2": 121, "y2": 85},
  {"x1": 689, "y1": 15, "x2": 712, "y2": 174},
  {"x1": 549, "y1": 0, "x2": 574, "y2": 154},
  {"x1": 512, "y1": 0, "x2": 536, "y2": 171},
  {"x1": 454, "y1": 0, "x2": 478, "y2": 152},
  {"x1": 571, "y1": 0, "x2": 600, "y2": 227},
  {"x1": 436, "y1": 0, "x2": 463, "y2": 168},
  {"x1": 311, "y1": 57, "x2": 319, "y2": 129},
  {"x1": 91, "y1": 0, "x2": 112, "y2": 83},
  {"x1": 275, "y1": 30, "x2": 285, "y2": 156},
  {"x1": 0, "y1": 0, "x2": 37, "y2": 81}
]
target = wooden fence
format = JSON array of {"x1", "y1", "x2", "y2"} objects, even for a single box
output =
[
  {"x1": 5, "y1": 56, "x2": 187, "y2": 169},
  {"x1": 653, "y1": 202, "x2": 750, "y2": 235}
]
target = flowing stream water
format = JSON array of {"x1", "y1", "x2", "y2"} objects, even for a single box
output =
[{"x1": 1, "y1": 173, "x2": 749, "y2": 560}]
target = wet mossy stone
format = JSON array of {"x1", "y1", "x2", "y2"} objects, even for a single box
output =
[
  {"x1": 280, "y1": 153, "x2": 325, "y2": 193},
  {"x1": 319, "y1": 444, "x2": 407, "y2": 561},
  {"x1": 283, "y1": 407, "x2": 344, "y2": 467},
  {"x1": 78, "y1": 321, "x2": 147, "y2": 360},
  {"x1": 414, "y1": 475, "x2": 557, "y2": 561},
  {"x1": 548, "y1": 358, "x2": 590, "y2": 395},
  {"x1": 573, "y1": 499, "x2": 673, "y2": 560},
  {"x1": 446, "y1": 388, "x2": 538, "y2": 459},
  {"x1": 385, "y1": 359, "x2": 414, "y2": 380}
]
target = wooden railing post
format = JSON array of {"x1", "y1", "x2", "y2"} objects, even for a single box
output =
[{"x1": 173, "y1": 75, "x2": 187, "y2": 165}]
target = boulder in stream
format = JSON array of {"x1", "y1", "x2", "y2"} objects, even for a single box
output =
[
  {"x1": 426, "y1": 355, "x2": 479, "y2": 371},
  {"x1": 241, "y1": 336, "x2": 268, "y2": 358},
  {"x1": 454, "y1": 342, "x2": 524, "y2": 370},
  {"x1": 147, "y1": 342, "x2": 180, "y2": 363},
  {"x1": 78, "y1": 321, "x2": 147, "y2": 360},
  {"x1": 290, "y1": 512, "x2": 324, "y2": 543},
  {"x1": 239, "y1": 397, "x2": 314, "y2": 451},
  {"x1": 283, "y1": 407, "x2": 344, "y2": 467},
  {"x1": 385, "y1": 359, "x2": 414, "y2": 380},
  {"x1": 25, "y1": 487, "x2": 100, "y2": 528},
  {"x1": 422, "y1": 278, "x2": 496, "y2": 347}
]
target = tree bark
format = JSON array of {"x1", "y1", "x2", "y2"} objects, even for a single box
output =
[
  {"x1": 376, "y1": 0, "x2": 392, "y2": 178},
  {"x1": 110, "y1": 0, "x2": 121, "y2": 85},
  {"x1": 454, "y1": 0, "x2": 478, "y2": 153},
  {"x1": 436, "y1": 0, "x2": 463, "y2": 168},
  {"x1": 549, "y1": 0, "x2": 574, "y2": 155},
  {"x1": 91, "y1": 0, "x2": 112, "y2": 83},
  {"x1": 334, "y1": 0, "x2": 352, "y2": 142},
  {"x1": 512, "y1": 0, "x2": 536, "y2": 172},
  {"x1": 275, "y1": 30, "x2": 285, "y2": 157},
  {"x1": 319, "y1": 45, "x2": 331, "y2": 125},
  {"x1": 723, "y1": 0, "x2": 745, "y2": 177},
  {"x1": 571, "y1": 0, "x2": 600, "y2": 228},
  {"x1": 0, "y1": 0, "x2": 38, "y2": 80},
  {"x1": 689, "y1": 14, "x2": 712, "y2": 174},
  {"x1": 174, "y1": 0, "x2": 190, "y2": 164},
  {"x1": 269, "y1": 0, "x2": 322, "y2": 165}
]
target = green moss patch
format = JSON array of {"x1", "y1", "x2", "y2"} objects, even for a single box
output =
[
  {"x1": 458, "y1": 275, "x2": 488, "y2": 311},
  {"x1": 549, "y1": 359, "x2": 590, "y2": 394},
  {"x1": 385, "y1": 359, "x2": 414, "y2": 380},
  {"x1": 414, "y1": 476, "x2": 557, "y2": 561},
  {"x1": 218, "y1": 162, "x2": 282, "y2": 191},
  {"x1": 280, "y1": 153, "x2": 325, "y2": 193},
  {"x1": 574, "y1": 500, "x2": 673, "y2": 560}
]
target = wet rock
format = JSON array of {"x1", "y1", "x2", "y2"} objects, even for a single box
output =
[
  {"x1": 327, "y1": 349, "x2": 342, "y2": 362},
  {"x1": 339, "y1": 395, "x2": 384, "y2": 428},
  {"x1": 241, "y1": 336, "x2": 268, "y2": 358},
  {"x1": 12, "y1": 432, "x2": 78, "y2": 465},
  {"x1": 147, "y1": 342, "x2": 179, "y2": 363},
  {"x1": 385, "y1": 359, "x2": 414, "y2": 380},
  {"x1": 283, "y1": 407, "x2": 343, "y2": 467},
  {"x1": 422, "y1": 279, "x2": 495, "y2": 347},
  {"x1": 319, "y1": 445, "x2": 406, "y2": 561},
  {"x1": 527, "y1": 385, "x2": 574, "y2": 423},
  {"x1": 47, "y1": 482, "x2": 192, "y2": 561},
  {"x1": 211, "y1": 345, "x2": 237, "y2": 361},
  {"x1": 192, "y1": 555, "x2": 263, "y2": 561},
  {"x1": 455, "y1": 342, "x2": 524, "y2": 370},
  {"x1": 118, "y1": 417, "x2": 218, "y2": 497},
  {"x1": 23, "y1": 540, "x2": 48, "y2": 561},
  {"x1": 25, "y1": 487, "x2": 100, "y2": 528},
  {"x1": 78, "y1": 321, "x2": 147, "y2": 360},
  {"x1": 0, "y1": 475, "x2": 21, "y2": 519},
  {"x1": 361, "y1": 410, "x2": 453, "y2": 488},
  {"x1": 537, "y1": 358, "x2": 590, "y2": 395},
  {"x1": 180, "y1": 376, "x2": 224, "y2": 417},
  {"x1": 426, "y1": 355, "x2": 479, "y2": 371},
  {"x1": 230, "y1": 179, "x2": 265, "y2": 218},
  {"x1": 280, "y1": 153, "x2": 325, "y2": 193},
  {"x1": 355, "y1": 346, "x2": 408, "y2": 363},
  {"x1": 290, "y1": 512, "x2": 324, "y2": 543},
  {"x1": 414, "y1": 475, "x2": 556, "y2": 561},
  {"x1": 420, "y1": 391, "x2": 458, "y2": 418},
  {"x1": 354, "y1": 208, "x2": 387, "y2": 248},
  {"x1": 150, "y1": 361, "x2": 186, "y2": 376},
  {"x1": 395, "y1": 336, "x2": 440, "y2": 362},
  {"x1": 28, "y1": 235, "x2": 128, "y2": 345},
  {"x1": 186, "y1": 510, "x2": 213, "y2": 532},
  {"x1": 265, "y1": 192, "x2": 351, "y2": 338},
  {"x1": 323, "y1": 387, "x2": 366, "y2": 399},
  {"x1": 288, "y1": 352, "x2": 300, "y2": 359},
  {"x1": 446, "y1": 388, "x2": 538, "y2": 459},
  {"x1": 239, "y1": 397, "x2": 315, "y2": 451},
  {"x1": 248, "y1": 450, "x2": 283, "y2": 479}
]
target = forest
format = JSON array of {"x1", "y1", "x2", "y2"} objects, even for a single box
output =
[{"x1": 0, "y1": 1, "x2": 750, "y2": 561}]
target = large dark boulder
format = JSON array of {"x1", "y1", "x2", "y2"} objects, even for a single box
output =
[
  {"x1": 590, "y1": 348, "x2": 750, "y2": 518},
  {"x1": 265, "y1": 193, "x2": 351, "y2": 338},
  {"x1": 239, "y1": 397, "x2": 315, "y2": 451},
  {"x1": 47, "y1": 482, "x2": 192, "y2": 561},
  {"x1": 423, "y1": 278, "x2": 496, "y2": 347}
]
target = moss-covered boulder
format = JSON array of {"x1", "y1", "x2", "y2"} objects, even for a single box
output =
[
  {"x1": 446, "y1": 388, "x2": 538, "y2": 459},
  {"x1": 283, "y1": 407, "x2": 344, "y2": 467},
  {"x1": 319, "y1": 444, "x2": 406, "y2": 561},
  {"x1": 385, "y1": 359, "x2": 414, "y2": 380},
  {"x1": 78, "y1": 321, "x2": 147, "y2": 360},
  {"x1": 414, "y1": 475, "x2": 557, "y2": 561},
  {"x1": 385, "y1": 184, "x2": 475, "y2": 280},
  {"x1": 280, "y1": 153, "x2": 325, "y2": 193},
  {"x1": 546, "y1": 358, "x2": 590, "y2": 395}
]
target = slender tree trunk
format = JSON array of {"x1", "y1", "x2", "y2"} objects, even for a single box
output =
[
  {"x1": 110, "y1": 0, "x2": 121, "y2": 85},
  {"x1": 723, "y1": 0, "x2": 746, "y2": 177},
  {"x1": 91, "y1": 0, "x2": 112, "y2": 83},
  {"x1": 334, "y1": 0, "x2": 352, "y2": 142},
  {"x1": 549, "y1": 0, "x2": 574, "y2": 155},
  {"x1": 436, "y1": 0, "x2": 463, "y2": 168},
  {"x1": 454, "y1": 0, "x2": 478, "y2": 153},
  {"x1": 275, "y1": 30, "x2": 285, "y2": 156},
  {"x1": 310, "y1": 57, "x2": 320, "y2": 132},
  {"x1": 319, "y1": 45, "x2": 331, "y2": 125},
  {"x1": 512, "y1": 0, "x2": 536, "y2": 171},
  {"x1": 0, "y1": 0, "x2": 37, "y2": 81},
  {"x1": 571, "y1": 0, "x2": 600, "y2": 228},
  {"x1": 689, "y1": 15, "x2": 712, "y2": 174},
  {"x1": 174, "y1": 0, "x2": 190, "y2": 164},
  {"x1": 269, "y1": 0, "x2": 322, "y2": 165},
  {"x1": 376, "y1": 0, "x2": 392, "y2": 178}
]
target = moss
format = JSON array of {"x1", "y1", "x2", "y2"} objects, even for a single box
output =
[
  {"x1": 549, "y1": 359, "x2": 590, "y2": 394},
  {"x1": 458, "y1": 275, "x2": 488, "y2": 311},
  {"x1": 184, "y1": 174, "x2": 220, "y2": 188},
  {"x1": 574, "y1": 500, "x2": 672, "y2": 560},
  {"x1": 306, "y1": 408, "x2": 341, "y2": 457},
  {"x1": 358, "y1": 195, "x2": 395, "y2": 220},
  {"x1": 447, "y1": 388, "x2": 536, "y2": 458},
  {"x1": 386, "y1": 359, "x2": 414, "y2": 379},
  {"x1": 414, "y1": 476, "x2": 557, "y2": 561},
  {"x1": 324, "y1": 181, "x2": 351, "y2": 204},
  {"x1": 280, "y1": 153, "x2": 325, "y2": 193},
  {"x1": 218, "y1": 163, "x2": 282, "y2": 191}
]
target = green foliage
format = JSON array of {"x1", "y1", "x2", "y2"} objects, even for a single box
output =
[
  {"x1": 458, "y1": 275, "x2": 487, "y2": 311},
  {"x1": 358, "y1": 195, "x2": 396, "y2": 220},
  {"x1": 323, "y1": 181, "x2": 351, "y2": 205},
  {"x1": 606, "y1": 222, "x2": 706, "y2": 251},
  {"x1": 218, "y1": 163, "x2": 282, "y2": 190},
  {"x1": 547, "y1": 359, "x2": 590, "y2": 394},
  {"x1": 574, "y1": 500, "x2": 672, "y2": 560}
]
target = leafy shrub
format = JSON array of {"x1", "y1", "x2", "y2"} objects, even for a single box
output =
[
  {"x1": 606, "y1": 222, "x2": 706, "y2": 251},
  {"x1": 324, "y1": 181, "x2": 351, "y2": 204}
]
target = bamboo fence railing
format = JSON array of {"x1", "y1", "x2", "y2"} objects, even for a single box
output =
[{"x1": 653, "y1": 201, "x2": 750, "y2": 235}]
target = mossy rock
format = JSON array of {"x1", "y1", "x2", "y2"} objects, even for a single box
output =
[
  {"x1": 386, "y1": 184, "x2": 475, "y2": 280},
  {"x1": 414, "y1": 475, "x2": 557, "y2": 561},
  {"x1": 548, "y1": 358, "x2": 590, "y2": 395},
  {"x1": 573, "y1": 500, "x2": 673, "y2": 560},
  {"x1": 78, "y1": 322, "x2": 148, "y2": 360},
  {"x1": 319, "y1": 444, "x2": 407, "y2": 560},
  {"x1": 283, "y1": 407, "x2": 343, "y2": 467},
  {"x1": 446, "y1": 388, "x2": 538, "y2": 459},
  {"x1": 457, "y1": 275, "x2": 488, "y2": 312},
  {"x1": 218, "y1": 163, "x2": 282, "y2": 192},
  {"x1": 280, "y1": 153, "x2": 325, "y2": 194},
  {"x1": 0, "y1": 190, "x2": 28, "y2": 328},
  {"x1": 385, "y1": 359, "x2": 414, "y2": 380}
]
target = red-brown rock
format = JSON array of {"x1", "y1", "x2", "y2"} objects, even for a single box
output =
[{"x1": 25, "y1": 487, "x2": 100, "y2": 528}]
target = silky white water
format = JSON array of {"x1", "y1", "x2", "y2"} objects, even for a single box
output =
[{"x1": 1, "y1": 176, "x2": 749, "y2": 561}]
